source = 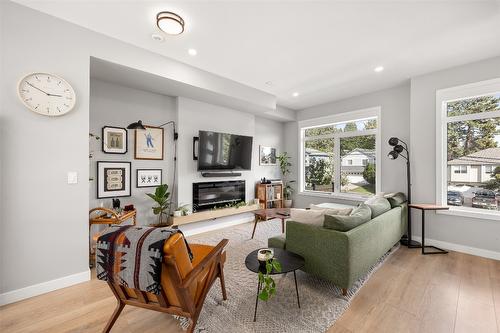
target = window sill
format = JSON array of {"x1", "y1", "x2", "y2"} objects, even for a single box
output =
[
  {"x1": 436, "y1": 207, "x2": 500, "y2": 221},
  {"x1": 298, "y1": 191, "x2": 369, "y2": 202}
]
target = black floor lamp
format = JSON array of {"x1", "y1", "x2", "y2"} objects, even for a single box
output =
[
  {"x1": 127, "y1": 120, "x2": 179, "y2": 215},
  {"x1": 387, "y1": 137, "x2": 421, "y2": 247}
]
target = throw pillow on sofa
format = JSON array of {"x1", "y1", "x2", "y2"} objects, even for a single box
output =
[
  {"x1": 309, "y1": 204, "x2": 353, "y2": 216},
  {"x1": 364, "y1": 197, "x2": 391, "y2": 218},
  {"x1": 290, "y1": 208, "x2": 326, "y2": 225},
  {"x1": 384, "y1": 192, "x2": 407, "y2": 208},
  {"x1": 323, "y1": 204, "x2": 372, "y2": 232}
]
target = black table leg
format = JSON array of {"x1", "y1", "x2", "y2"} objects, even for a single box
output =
[
  {"x1": 251, "y1": 216, "x2": 259, "y2": 239},
  {"x1": 253, "y1": 280, "x2": 261, "y2": 322},
  {"x1": 293, "y1": 270, "x2": 301, "y2": 308},
  {"x1": 420, "y1": 210, "x2": 448, "y2": 255}
]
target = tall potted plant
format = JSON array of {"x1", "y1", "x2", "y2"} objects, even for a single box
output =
[
  {"x1": 146, "y1": 184, "x2": 171, "y2": 226},
  {"x1": 277, "y1": 152, "x2": 295, "y2": 208}
]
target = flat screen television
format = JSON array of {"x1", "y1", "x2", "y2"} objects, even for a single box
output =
[{"x1": 197, "y1": 130, "x2": 253, "y2": 171}]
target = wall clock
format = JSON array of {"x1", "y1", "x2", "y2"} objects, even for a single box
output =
[{"x1": 17, "y1": 72, "x2": 76, "y2": 116}]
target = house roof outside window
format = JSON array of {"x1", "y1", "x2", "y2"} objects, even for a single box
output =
[{"x1": 448, "y1": 147, "x2": 500, "y2": 165}]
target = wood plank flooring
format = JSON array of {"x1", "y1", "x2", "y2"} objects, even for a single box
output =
[{"x1": 1, "y1": 246, "x2": 499, "y2": 332}]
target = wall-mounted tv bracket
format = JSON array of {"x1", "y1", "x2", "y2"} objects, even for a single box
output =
[{"x1": 193, "y1": 136, "x2": 199, "y2": 160}]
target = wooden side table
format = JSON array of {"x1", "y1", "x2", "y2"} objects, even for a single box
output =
[
  {"x1": 251, "y1": 208, "x2": 290, "y2": 239},
  {"x1": 408, "y1": 204, "x2": 449, "y2": 255},
  {"x1": 89, "y1": 208, "x2": 137, "y2": 266}
]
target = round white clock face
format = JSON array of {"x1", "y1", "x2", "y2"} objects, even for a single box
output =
[{"x1": 18, "y1": 72, "x2": 76, "y2": 116}]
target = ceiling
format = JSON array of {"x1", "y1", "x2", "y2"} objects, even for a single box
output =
[{"x1": 13, "y1": 0, "x2": 500, "y2": 110}]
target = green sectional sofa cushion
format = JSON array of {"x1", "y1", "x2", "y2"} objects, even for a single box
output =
[
  {"x1": 365, "y1": 197, "x2": 391, "y2": 218},
  {"x1": 385, "y1": 192, "x2": 407, "y2": 208},
  {"x1": 323, "y1": 204, "x2": 372, "y2": 231}
]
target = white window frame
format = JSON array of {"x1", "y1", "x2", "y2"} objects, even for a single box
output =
[
  {"x1": 298, "y1": 107, "x2": 381, "y2": 201},
  {"x1": 436, "y1": 78, "x2": 500, "y2": 221}
]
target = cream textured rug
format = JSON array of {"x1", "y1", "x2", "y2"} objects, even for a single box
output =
[{"x1": 181, "y1": 219, "x2": 398, "y2": 333}]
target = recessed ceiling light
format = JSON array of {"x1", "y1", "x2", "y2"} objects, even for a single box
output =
[
  {"x1": 151, "y1": 33, "x2": 164, "y2": 42},
  {"x1": 374, "y1": 66, "x2": 384, "y2": 73},
  {"x1": 156, "y1": 11, "x2": 184, "y2": 35},
  {"x1": 265, "y1": 81, "x2": 274, "y2": 86},
  {"x1": 188, "y1": 48, "x2": 197, "y2": 56},
  {"x1": 292, "y1": 92, "x2": 299, "y2": 97}
]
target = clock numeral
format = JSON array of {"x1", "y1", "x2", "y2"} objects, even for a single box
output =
[
  {"x1": 64, "y1": 104, "x2": 69, "y2": 107},
  {"x1": 57, "y1": 81, "x2": 61, "y2": 86},
  {"x1": 35, "y1": 75, "x2": 40, "y2": 81},
  {"x1": 35, "y1": 105, "x2": 39, "y2": 110},
  {"x1": 57, "y1": 107, "x2": 61, "y2": 113}
]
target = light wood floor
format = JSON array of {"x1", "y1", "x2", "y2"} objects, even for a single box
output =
[{"x1": 1, "y1": 246, "x2": 499, "y2": 333}]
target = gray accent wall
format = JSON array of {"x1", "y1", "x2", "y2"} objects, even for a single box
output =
[
  {"x1": 410, "y1": 56, "x2": 500, "y2": 254},
  {"x1": 287, "y1": 83, "x2": 411, "y2": 208},
  {"x1": 89, "y1": 79, "x2": 177, "y2": 226}
]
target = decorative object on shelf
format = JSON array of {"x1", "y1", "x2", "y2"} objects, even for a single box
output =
[
  {"x1": 128, "y1": 119, "x2": 178, "y2": 215},
  {"x1": 260, "y1": 177, "x2": 271, "y2": 184},
  {"x1": 102, "y1": 126, "x2": 127, "y2": 154},
  {"x1": 387, "y1": 137, "x2": 418, "y2": 247},
  {"x1": 146, "y1": 184, "x2": 171, "y2": 226},
  {"x1": 277, "y1": 152, "x2": 295, "y2": 208},
  {"x1": 136, "y1": 169, "x2": 162, "y2": 188},
  {"x1": 124, "y1": 204, "x2": 134, "y2": 212},
  {"x1": 17, "y1": 72, "x2": 76, "y2": 116},
  {"x1": 134, "y1": 125, "x2": 164, "y2": 160},
  {"x1": 174, "y1": 203, "x2": 191, "y2": 217},
  {"x1": 96, "y1": 161, "x2": 131, "y2": 198},
  {"x1": 112, "y1": 198, "x2": 120, "y2": 210},
  {"x1": 259, "y1": 146, "x2": 277, "y2": 166}
]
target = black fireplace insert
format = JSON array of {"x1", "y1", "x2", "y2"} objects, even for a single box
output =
[{"x1": 192, "y1": 180, "x2": 245, "y2": 212}]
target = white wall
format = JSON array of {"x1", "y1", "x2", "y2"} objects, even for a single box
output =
[
  {"x1": 176, "y1": 97, "x2": 284, "y2": 235},
  {"x1": 410, "y1": 56, "x2": 500, "y2": 255},
  {"x1": 89, "y1": 79, "x2": 177, "y2": 226},
  {"x1": 285, "y1": 83, "x2": 411, "y2": 208},
  {"x1": 0, "y1": 1, "x2": 286, "y2": 303}
]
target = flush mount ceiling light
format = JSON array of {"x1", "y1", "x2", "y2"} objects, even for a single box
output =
[
  {"x1": 188, "y1": 48, "x2": 197, "y2": 56},
  {"x1": 374, "y1": 66, "x2": 384, "y2": 73},
  {"x1": 156, "y1": 11, "x2": 185, "y2": 35},
  {"x1": 292, "y1": 92, "x2": 299, "y2": 97}
]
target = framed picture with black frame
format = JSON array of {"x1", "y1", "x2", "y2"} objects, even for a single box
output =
[
  {"x1": 97, "y1": 161, "x2": 131, "y2": 198},
  {"x1": 102, "y1": 126, "x2": 128, "y2": 154},
  {"x1": 136, "y1": 169, "x2": 163, "y2": 188}
]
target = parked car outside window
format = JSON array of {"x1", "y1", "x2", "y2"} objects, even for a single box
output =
[
  {"x1": 447, "y1": 191, "x2": 464, "y2": 206},
  {"x1": 471, "y1": 190, "x2": 498, "y2": 210}
]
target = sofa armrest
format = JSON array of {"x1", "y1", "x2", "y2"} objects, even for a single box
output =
[{"x1": 285, "y1": 221, "x2": 350, "y2": 287}]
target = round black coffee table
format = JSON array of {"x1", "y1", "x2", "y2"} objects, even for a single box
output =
[{"x1": 245, "y1": 248, "x2": 305, "y2": 322}]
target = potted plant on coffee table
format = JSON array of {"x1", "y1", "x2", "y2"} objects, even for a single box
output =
[{"x1": 277, "y1": 152, "x2": 295, "y2": 208}]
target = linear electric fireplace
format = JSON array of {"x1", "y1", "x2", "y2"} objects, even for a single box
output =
[{"x1": 192, "y1": 180, "x2": 245, "y2": 212}]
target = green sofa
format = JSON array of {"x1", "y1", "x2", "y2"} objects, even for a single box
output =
[{"x1": 268, "y1": 200, "x2": 407, "y2": 295}]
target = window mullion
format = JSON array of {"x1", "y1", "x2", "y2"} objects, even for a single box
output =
[{"x1": 334, "y1": 135, "x2": 340, "y2": 193}]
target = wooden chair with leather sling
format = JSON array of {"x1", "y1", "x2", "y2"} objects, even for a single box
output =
[{"x1": 102, "y1": 232, "x2": 229, "y2": 333}]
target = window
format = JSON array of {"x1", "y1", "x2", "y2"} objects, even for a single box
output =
[
  {"x1": 300, "y1": 108, "x2": 380, "y2": 198},
  {"x1": 437, "y1": 78, "x2": 500, "y2": 218},
  {"x1": 453, "y1": 165, "x2": 467, "y2": 174}
]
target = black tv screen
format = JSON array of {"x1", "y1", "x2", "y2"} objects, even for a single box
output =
[{"x1": 197, "y1": 131, "x2": 253, "y2": 171}]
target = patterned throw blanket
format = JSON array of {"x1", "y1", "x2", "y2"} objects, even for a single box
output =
[{"x1": 96, "y1": 225, "x2": 179, "y2": 294}]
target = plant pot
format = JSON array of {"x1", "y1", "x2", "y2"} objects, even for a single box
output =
[
  {"x1": 173, "y1": 210, "x2": 182, "y2": 217},
  {"x1": 284, "y1": 199, "x2": 292, "y2": 208}
]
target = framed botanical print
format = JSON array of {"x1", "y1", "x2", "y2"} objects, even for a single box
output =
[
  {"x1": 97, "y1": 161, "x2": 131, "y2": 198},
  {"x1": 102, "y1": 126, "x2": 127, "y2": 154},
  {"x1": 134, "y1": 126, "x2": 164, "y2": 160},
  {"x1": 259, "y1": 146, "x2": 277, "y2": 166},
  {"x1": 136, "y1": 169, "x2": 162, "y2": 188}
]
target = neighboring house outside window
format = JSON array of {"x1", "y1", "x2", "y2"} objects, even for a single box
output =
[
  {"x1": 437, "y1": 78, "x2": 500, "y2": 218},
  {"x1": 300, "y1": 107, "x2": 381, "y2": 198}
]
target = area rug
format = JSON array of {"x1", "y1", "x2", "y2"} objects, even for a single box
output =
[{"x1": 180, "y1": 219, "x2": 398, "y2": 333}]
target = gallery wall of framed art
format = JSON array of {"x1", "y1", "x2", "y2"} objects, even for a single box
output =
[
  {"x1": 134, "y1": 126, "x2": 164, "y2": 160},
  {"x1": 102, "y1": 126, "x2": 127, "y2": 154}
]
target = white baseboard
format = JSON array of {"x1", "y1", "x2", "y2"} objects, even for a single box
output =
[
  {"x1": 412, "y1": 236, "x2": 500, "y2": 261},
  {"x1": 0, "y1": 269, "x2": 91, "y2": 306}
]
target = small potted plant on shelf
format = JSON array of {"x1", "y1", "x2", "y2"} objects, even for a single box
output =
[
  {"x1": 146, "y1": 184, "x2": 171, "y2": 226},
  {"x1": 277, "y1": 152, "x2": 295, "y2": 208},
  {"x1": 174, "y1": 203, "x2": 191, "y2": 217}
]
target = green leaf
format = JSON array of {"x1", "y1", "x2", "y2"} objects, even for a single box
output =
[
  {"x1": 258, "y1": 272, "x2": 264, "y2": 283},
  {"x1": 258, "y1": 290, "x2": 269, "y2": 301},
  {"x1": 272, "y1": 260, "x2": 282, "y2": 273}
]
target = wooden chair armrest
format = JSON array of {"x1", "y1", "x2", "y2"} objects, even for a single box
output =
[{"x1": 179, "y1": 238, "x2": 229, "y2": 289}]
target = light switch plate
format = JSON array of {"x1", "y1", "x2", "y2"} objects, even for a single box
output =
[{"x1": 67, "y1": 171, "x2": 78, "y2": 184}]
